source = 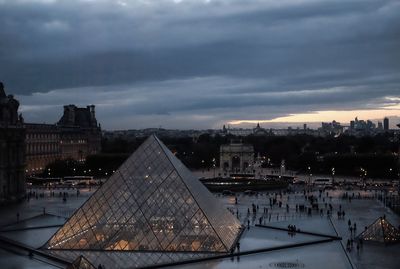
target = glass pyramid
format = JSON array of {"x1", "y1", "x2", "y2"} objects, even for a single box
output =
[
  {"x1": 358, "y1": 217, "x2": 400, "y2": 243},
  {"x1": 67, "y1": 255, "x2": 96, "y2": 269},
  {"x1": 49, "y1": 250, "x2": 210, "y2": 269},
  {"x1": 45, "y1": 135, "x2": 242, "y2": 257}
]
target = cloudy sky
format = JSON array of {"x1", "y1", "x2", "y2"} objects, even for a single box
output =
[{"x1": 1, "y1": 0, "x2": 399, "y2": 130}]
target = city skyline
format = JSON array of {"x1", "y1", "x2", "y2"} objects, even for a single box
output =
[
  {"x1": 228, "y1": 112, "x2": 400, "y2": 129},
  {"x1": 1, "y1": 0, "x2": 400, "y2": 129}
]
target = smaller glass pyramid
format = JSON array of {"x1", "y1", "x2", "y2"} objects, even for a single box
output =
[
  {"x1": 357, "y1": 217, "x2": 400, "y2": 243},
  {"x1": 67, "y1": 255, "x2": 96, "y2": 269},
  {"x1": 45, "y1": 135, "x2": 242, "y2": 259}
]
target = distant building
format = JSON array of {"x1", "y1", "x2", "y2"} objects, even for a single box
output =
[
  {"x1": 366, "y1": 120, "x2": 375, "y2": 130},
  {"x1": 226, "y1": 127, "x2": 254, "y2": 136},
  {"x1": 57, "y1": 105, "x2": 102, "y2": 158},
  {"x1": 384, "y1": 117, "x2": 389, "y2": 131},
  {"x1": 25, "y1": 105, "x2": 102, "y2": 175},
  {"x1": 346, "y1": 117, "x2": 381, "y2": 136},
  {"x1": 253, "y1": 123, "x2": 269, "y2": 136},
  {"x1": 350, "y1": 120, "x2": 355, "y2": 130},
  {"x1": 0, "y1": 83, "x2": 26, "y2": 203},
  {"x1": 319, "y1": 120, "x2": 343, "y2": 135},
  {"x1": 220, "y1": 141, "x2": 254, "y2": 176}
]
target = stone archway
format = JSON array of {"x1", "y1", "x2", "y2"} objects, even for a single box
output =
[
  {"x1": 232, "y1": 156, "x2": 240, "y2": 172},
  {"x1": 243, "y1": 162, "x2": 249, "y2": 171},
  {"x1": 223, "y1": 162, "x2": 229, "y2": 171}
]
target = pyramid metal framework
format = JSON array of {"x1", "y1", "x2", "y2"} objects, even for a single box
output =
[
  {"x1": 67, "y1": 255, "x2": 96, "y2": 269},
  {"x1": 45, "y1": 135, "x2": 242, "y2": 257},
  {"x1": 357, "y1": 217, "x2": 400, "y2": 243},
  {"x1": 49, "y1": 250, "x2": 210, "y2": 269}
]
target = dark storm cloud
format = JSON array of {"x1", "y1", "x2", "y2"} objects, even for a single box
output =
[{"x1": 0, "y1": 0, "x2": 399, "y2": 129}]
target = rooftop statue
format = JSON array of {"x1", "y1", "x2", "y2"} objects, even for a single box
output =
[{"x1": 0, "y1": 82, "x2": 6, "y2": 98}]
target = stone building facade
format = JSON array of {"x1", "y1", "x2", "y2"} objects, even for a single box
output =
[
  {"x1": 0, "y1": 82, "x2": 102, "y2": 201},
  {"x1": 25, "y1": 123, "x2": 61, "y2": 174},
  {"x1": 0, "y1": 82, "x2": 26, "y2": 202},
  {"x1": 220, "y1": 141, "x2": 254, "y2": 176},
  {"x1": 58, "y1": 105, "x2": 101, "y2": 158},
  {"x1": 25, "y1": 105, "x2": 102, "y2": 175}
]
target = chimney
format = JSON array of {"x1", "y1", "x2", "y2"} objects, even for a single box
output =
[
  {"x1": 65, "y1": 105, "x2": 75, "y2": 125},
  {"x1": 88, "y1": 105, "x2": 96, "y2": 126}
]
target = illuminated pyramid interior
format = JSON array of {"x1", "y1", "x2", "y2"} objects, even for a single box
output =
[
  {"x1": 358, "y1": 217, "x2": 400, "y2": 243},
  {"x1": 44, "y1": 135, "x2": 242, "y2": 268}
]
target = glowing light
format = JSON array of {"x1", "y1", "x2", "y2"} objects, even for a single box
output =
[{"x1": 229, "y1": 103, "x2": 400, "y2": 126}]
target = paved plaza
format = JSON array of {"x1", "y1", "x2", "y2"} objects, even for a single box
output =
[{"x1": 0, "y1": 186, "x2": 399, "y2": 269}]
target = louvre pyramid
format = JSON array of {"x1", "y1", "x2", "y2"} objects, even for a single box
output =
[
  {"x1": 357, "y1": 217, "x2": 400, "y2": 243},
  {"x1": 45, "y1": 135, "x2": 242, "y2": 254},
  {"x1": 67, "y1": 255, "x2": 96, "y2": 269}
]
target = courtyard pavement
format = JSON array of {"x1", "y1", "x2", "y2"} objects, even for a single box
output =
[{"x1": 0, "y1": 186, "x2": 399, "y2": 269}]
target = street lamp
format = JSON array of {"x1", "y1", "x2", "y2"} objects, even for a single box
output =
[
  {"x1": 331, "y1": 167, "x2": 335, "y2": 185},
  {"x1": 307, "y1": 166, "x2": 312, "y2": 185},
  {"x1": 212, "y1": 158, "x2": 216, "y2": 178},
  {"x1": 364, "y1": 170, "x2": 367, "y2": 185}
]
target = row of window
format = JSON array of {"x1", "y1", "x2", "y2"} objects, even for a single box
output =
[
  {"x1": 60, "y1": 140, "x2": 87, "y2": 144},
  {"x1": 27, "y1": 134, "x2": 88, "y2": 144},
  {"x1": 27, "y1": 133, "x2": 59, "y2": 140},
  {"x1": 27, "y1": 143, "x2": 60, "y2": 154}
]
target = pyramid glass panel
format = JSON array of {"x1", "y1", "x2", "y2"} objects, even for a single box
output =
[
  {"x1": 67, "y1": 255, "x2": 96, "y2": 269},
  {"x1": 50, "y1": 250, "x2": 211, "y2": 269},
  {"x1": 44, "y1": 135, "x2": 242, "y2": 259}
]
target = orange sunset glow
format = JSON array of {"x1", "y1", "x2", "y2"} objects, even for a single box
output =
[{"x1": 229, "y1": 104, "x2": 400, "y2": 126}]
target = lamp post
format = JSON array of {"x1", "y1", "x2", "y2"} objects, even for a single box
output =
[
  {"x1": 364, "y1": 169, "x2": 367, "y2": 186},
  {"x1": 360, "y1": 167, "x2": 367, "y2": 186},
  {"x1": 212, "y1": 158, "x2": 216, "y2": 178},
  {"x1": 331, "y1": 167, "x2": 335, "y2": 185}
]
